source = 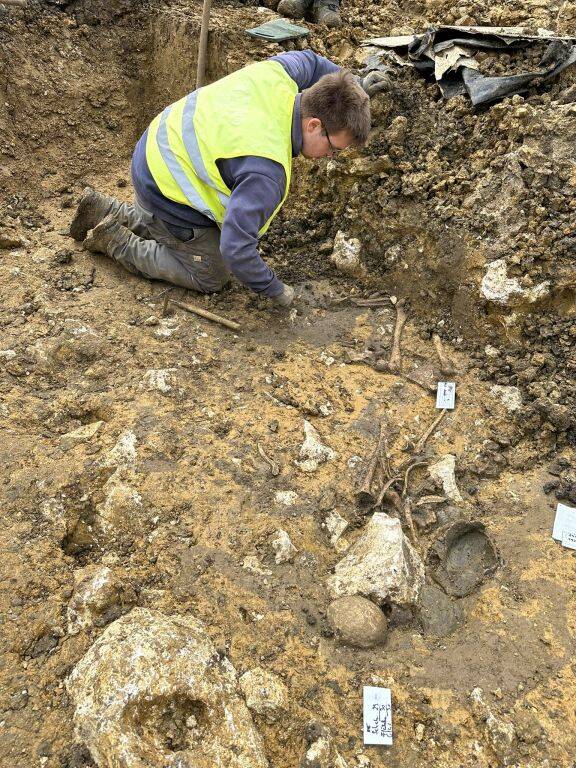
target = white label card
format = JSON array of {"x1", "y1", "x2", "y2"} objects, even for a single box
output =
[
  {"x1": 562, "y1": 529, "x2": 576, "y2": 550},
  {"x1": 552, "y1": 503, "x2": 576, "y2": 541},
  {"x1": 436, "y1": 381, "x2": 456, "y2": 410},
  {"x1": 363, "y1": 686, "x2": 393, "y2": 745}
]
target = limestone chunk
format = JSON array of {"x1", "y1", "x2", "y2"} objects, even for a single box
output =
[
  {"x1": 481, "y1": 259, "x2": 549, "y2": 306},
  {"x1": 274, "y1": 490, "x2": 299, "y2": 506},
  {"x1": 60, "y1": 421, "x2": 103, "y2": 450},
  {"x1": 242, "y1": 556, "x2": 272, "y2": 576},
  {"x1": 471, "y1": 687, "x2": 516, "y2": 763},
  {"x1": 490, "y1": 385, "x2": 522, "y2": 412},
  {"x1": 271, "y1": 529, "x2": 297, "y2": 564},
  {"x1": 67, "y1": 608, "x2": 268, "y2": 768},
  {"x1": 102, "y1": 430, "x2": 137, "y2": 468},
  {"x1": 96, "y1": 481, "x2": 142, "y2": 532},
  {"x1": 329, "y1": 231, "x2": 366, "y2": 277},
  {"x1": 324, "y1": 510, "x2": 348, "y2": 546},
  {"x1": 67, "y1": 565, "x2": 136, "y2": 635},
  {"x1": 239, "y1": 668, "x2": 289, "y2": 723},
  {"x1": 141, "y1": 368, "x2": 177, "y2": 393},
  {"x1": 300, "y1": 723, "x2": 349, "y2": 768},
  {"x1": 0, "y1": 226, "x2": 25, "y2": 249},
  {"x1": 326, "y1": 513, "x2": 424, "y2": 607}
]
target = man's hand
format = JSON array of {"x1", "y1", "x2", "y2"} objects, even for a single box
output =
[
  {"x1": 361, "y1": 71, "x2": 392, "y2": 98},
  {"x1": 271, "y1": 284, "x2": 295, "y2": 307}
]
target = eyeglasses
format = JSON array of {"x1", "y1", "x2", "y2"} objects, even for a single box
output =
[{"x1": 322, "y1": 128, "x2": 343, "y2": 157}]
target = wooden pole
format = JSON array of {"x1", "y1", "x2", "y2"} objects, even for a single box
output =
[
  {"x1": 170, "y1": 299, "x2": 241, "y2": 332},
  {"x1": 196, "y1": 0, "x2": 213, "y2": 89}
]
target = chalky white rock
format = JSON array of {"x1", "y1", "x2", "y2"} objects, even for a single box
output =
[
  {"x1": 327, "y1": 513, "x2": 424, "y2": 607},
  {"x1": 67, "y1": 608, "x2": 268, "y2": 768}
]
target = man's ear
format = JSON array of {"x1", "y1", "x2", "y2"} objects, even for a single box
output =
[{"x1": 304, "y1": 117, "x2": 322, "y2": 134}]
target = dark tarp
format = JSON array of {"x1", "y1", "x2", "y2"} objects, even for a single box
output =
[{"x1": 362, "y1": 26, "x2": 576, "y2": 105}]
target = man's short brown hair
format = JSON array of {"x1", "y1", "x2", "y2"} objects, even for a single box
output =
[{"x1": 301, "y1": 70, "x2": 371, "y2": 146}]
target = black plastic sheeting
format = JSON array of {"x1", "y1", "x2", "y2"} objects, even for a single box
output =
[{"x1": 362, "y1": 26, "x2": 576, "y2": 105}]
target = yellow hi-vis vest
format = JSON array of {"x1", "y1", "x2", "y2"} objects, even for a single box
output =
[{"x1": 145, "y1": 60, "x2": 298, "y2": 236}]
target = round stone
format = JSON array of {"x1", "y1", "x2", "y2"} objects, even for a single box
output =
[{"x1": 327, "y1": 596, "x2": 388, "y2": 648}]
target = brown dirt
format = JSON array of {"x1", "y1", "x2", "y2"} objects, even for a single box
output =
[{"x1": 1, "y1": 1, "x2": 575, "y2": 767}]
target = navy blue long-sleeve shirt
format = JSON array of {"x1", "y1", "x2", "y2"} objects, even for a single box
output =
[{"x1": 131, "y1": 50, "x2": 340, "y2": 296}]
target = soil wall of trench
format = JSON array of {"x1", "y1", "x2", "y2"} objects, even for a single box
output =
[{"x1": 1, "y1": 1, "x2": 576, "y2": 767}]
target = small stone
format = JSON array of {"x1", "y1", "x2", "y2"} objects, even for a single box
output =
[
  {"x1": 96, "y1": 481, "x2": 142, "y2": 533},
  {"x1": 101, "y1": 430, "x2": 137, "y2": 468},
  {"x1": 36, "y1": 740, "x2": 53, "y2": 757},
  {"x1": 60, "y1": 421, "x2": 103, "y2": 450},
  {"x1": 242, "y1": 556, "x2": 272, "y2": 576},
  {"x1": 327, "y1": 596, "x2": 388, "y2": 648},
  {"x1": 10, "y1": 689, "x2": 29, "y2": 710},
  {"x1": 470, "y1": 687, "x2": 516, "y2": 761},
  {"x1": 239, "y1": 668, "x2": 289, "y2": 723},
  {"x1": 274, "y1": 490, "x2": 299, "y2": 506},
  {"x1": 349, "y1": 156, "x2": 394, "y2": 176},
  {"x1": 271, "y1": 529, "x2": 297, "y2": 564},
  {"x1": 324, "y1": 510, "x2": 348, "y2": 546},
  {"x1": 141, "y1": 368, "x2": 177, "y2": 393},
  {"x1": 534, "y1": 398, "x2": 572, "y2": 431},
  {"x1": 513, "y1": 710, "x2": 542, "y2": 745}
]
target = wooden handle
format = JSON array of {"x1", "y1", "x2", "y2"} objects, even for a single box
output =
[
  {"x1": 171, "y1": 299, "x2": 240, "y2": 331},
  {"x1": 196, "y1": 0, "x2": 213, "y2": 89}
]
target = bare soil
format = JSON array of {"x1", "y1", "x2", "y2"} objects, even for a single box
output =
[{"x1": 1, "y1": 1, "x2": 575, "y2": 767}]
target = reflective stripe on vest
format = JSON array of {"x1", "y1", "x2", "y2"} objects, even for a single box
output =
[
  {"x1": 145, "y1": 60, "x2": 298, "y2": 235},
  {"x1": 155, "y1": 105, "x2": 215, "y2": 219}
]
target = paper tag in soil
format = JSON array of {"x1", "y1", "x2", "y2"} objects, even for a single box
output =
[
  {"x1": 436, "y1": 381, "x2": 456, "y2": 410},
  {"x1": 562, "y1": 529, "x2": 576, "y2": 550},
  {"x1": 552, "y1": 502, "x2": 576, "y2": 541},
  {"x1": 363, "y1": 686, "x2": 392, "y2": 745}
]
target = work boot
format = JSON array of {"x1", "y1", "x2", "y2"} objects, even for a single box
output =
[
  {"x1": 312, "y1": 0, "x2": 341, "y2": 26},
  {"x1": 69, "y1": 187, "x2": 114, "y2": 241},
  {"x1": 277, "y1": 0, "x2": 310, "y2": 19},
  {"x1": 84, "y1": 213, "x2": 130, "y2": 255}
]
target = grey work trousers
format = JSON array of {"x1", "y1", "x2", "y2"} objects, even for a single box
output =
[{"x1": 102, "y1": 195, "x2": 230, "y2": 293}]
